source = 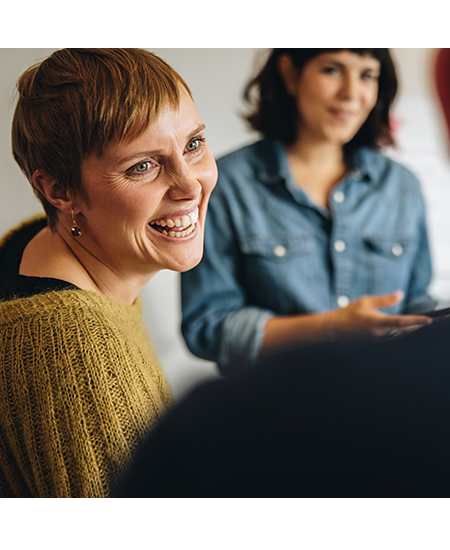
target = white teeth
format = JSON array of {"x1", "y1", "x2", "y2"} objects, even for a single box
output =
[
  {"x1": 190, "y1": 210, "x2": 198, "y2": 225},
  {"x1": 150, "y1": 207, "x2": 199, "y2": 238}
]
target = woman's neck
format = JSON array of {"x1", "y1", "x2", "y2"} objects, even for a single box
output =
[
  {"x1": 285, "y1": 138, "x2": 348, "y2": 208},
  {"x1": 19, "y1": 227, "x2": 149, "y2": 305}
]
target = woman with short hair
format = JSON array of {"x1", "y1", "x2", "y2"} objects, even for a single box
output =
[{"x1": 0, "y1": 48, "x2": 217, "y2": 497}]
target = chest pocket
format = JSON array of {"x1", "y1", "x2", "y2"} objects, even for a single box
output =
[
  {"x1": 363, "y1": 235, "x2": 414, "y2": 260},
  {"x1": 363, "y1": 235, "x2": 416, "y2": 298},
  {"x1": 240, "y1": 233, "x2": 313, "y2": 262},
  {"x1": 238, "y1": 233, "x2": 319, "y2": 313}
]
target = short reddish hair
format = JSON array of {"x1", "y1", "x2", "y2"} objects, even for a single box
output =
[{"x1": 12, "y1": 48, "x2": 191, "y2": 230}]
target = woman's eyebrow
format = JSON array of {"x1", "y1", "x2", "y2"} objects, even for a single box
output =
[{"x1": 187, "y1": 124, "x2": 206, "y2": 139}]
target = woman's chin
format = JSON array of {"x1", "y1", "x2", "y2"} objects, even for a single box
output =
[{"x1": 157, "y1": 242, "x2": 204, "y2": 274}]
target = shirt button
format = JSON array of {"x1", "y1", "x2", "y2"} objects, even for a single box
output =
[
  {"x1": 333, "y1": 190, "x2": 345, "y2": 203},
  {"x1": 391, "y1": 244, "x2": 404, "y2": 257},
  {"x1": 334, "y1": 240, "x2": 346, "y2": 253},
  {"x1": 337, "y1": 295, "x2": 350, "y2": 308},
  {"x1": 273, "y1": 245, "x2": 287, "y2": 257}
]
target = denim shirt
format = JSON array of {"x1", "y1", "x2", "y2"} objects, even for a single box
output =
[{"x1": 181, "y1": 138, "x2": 435, "y2": 375}]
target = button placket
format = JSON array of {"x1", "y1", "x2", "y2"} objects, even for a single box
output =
[{"x1": 331, "y1": 212, "x2": 352, "y2": 314}]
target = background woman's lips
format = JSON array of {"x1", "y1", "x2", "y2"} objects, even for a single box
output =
[{"x1": 329, "y1": 108, "x2": 356, "y2": 118}]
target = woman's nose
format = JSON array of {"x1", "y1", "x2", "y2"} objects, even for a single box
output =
[
  {"x1": 167, "y1": 164, "x2": 201, "y2": 201},
  {"x1": 339, "y1": 74, "x2": 358, "y2": 100}
]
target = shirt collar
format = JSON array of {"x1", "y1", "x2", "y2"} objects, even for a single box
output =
[
  {"x1": 255, "y1": 138, "x2": 291, "y2": 186},
  {"x1": 255, "y1": 139, "x2": 380, "y2": 187},
  {"x1": 349, "y1": 147, "x2": 379, "y2": 185}
]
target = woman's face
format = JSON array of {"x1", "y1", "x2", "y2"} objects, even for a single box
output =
[
  {"x1": 288, "y1": 50, "x2": 381, "y2": 146},
  {"x1": 76, "y1": 87, "x2": 217, "y2": 279}
]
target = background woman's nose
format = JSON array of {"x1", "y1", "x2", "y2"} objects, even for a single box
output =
[{"x1": 339, "y1": 74, "x2": 358, "y2": 100}]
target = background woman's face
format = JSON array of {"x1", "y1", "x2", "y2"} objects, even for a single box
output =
[
  {"x1": 292, "y1": 50, "x2": 381, "y2": 146},
  {"x1": 77, "y1": 87, "x2": 217, "y2": 279}
]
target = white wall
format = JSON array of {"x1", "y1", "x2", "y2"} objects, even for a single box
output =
[
  {"x1": 1, "y1": 48, "x2": 450, "y2": 400},
  {"x1": 388, "y1": 49, "x2": 450, "y2": 302}
]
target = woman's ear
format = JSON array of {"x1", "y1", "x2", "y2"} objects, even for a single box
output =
[
  {"x1": 32, "y1": 169, "x2": 74, "y2": 214},
  {"x1": 277, "y1": 54, "x2": 299, "y2": 96}
]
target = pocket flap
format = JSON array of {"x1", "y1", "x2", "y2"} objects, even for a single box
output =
[
  {"x1": 363, "y1": 235, "x2": 414, "y2": 259},
  {"x1": 240, "y1": 233, "x2": 313, "y2": 261}
]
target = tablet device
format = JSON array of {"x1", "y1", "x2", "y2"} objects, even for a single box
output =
[{"x1": 424, "y1": 307, "x2": 450, "y2": 318}]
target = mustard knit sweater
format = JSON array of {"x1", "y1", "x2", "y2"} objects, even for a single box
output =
[{"x1": 0, "y1": 218, "x2": 172, "y2": 497}]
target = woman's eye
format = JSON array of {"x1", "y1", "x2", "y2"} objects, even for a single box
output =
[
  {"x1": 185, "y1": 138, "x2": 205, "y2": 153},
  {"x1": 362, "y1": 72, "x2": 379, "y2": 81},
  {"x1": 132, "y1": 161, "x2": 151, "y2": 173},
  {"x1": 186, "y1": 139, "x2": 200, "y2": 152}
]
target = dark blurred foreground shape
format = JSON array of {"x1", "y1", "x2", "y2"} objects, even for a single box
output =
[{"x1": 114, "y1": 318, "x2": 450, "y2": 497}]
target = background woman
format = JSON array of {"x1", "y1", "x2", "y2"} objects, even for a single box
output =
[
  {"x1": 181, "y1": 48, "x2": 433, "y2": 375},
  {"x1": 0, "y1": 48, "x2": 217, "y2": 497}
]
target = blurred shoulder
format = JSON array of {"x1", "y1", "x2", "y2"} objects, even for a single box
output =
[
  {"x1": 216, "y1": 139, "x2": 268, "y2": 175},
  {"x1": 358, "y1": 148, "x2": 423, "y2": 198}
]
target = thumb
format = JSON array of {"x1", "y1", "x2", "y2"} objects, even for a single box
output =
[{"x1": 368, "y1": 290, "x2": 404, "y2": 309}]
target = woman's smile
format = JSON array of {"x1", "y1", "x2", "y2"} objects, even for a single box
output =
[
  {"x1": 149, "y1": 206, "x2": 199, "y2": 238},
  {"x1": 327, "y1": 107, "x2": 357, "y2": 122}
]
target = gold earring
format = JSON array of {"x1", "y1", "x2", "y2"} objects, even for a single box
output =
[{"x1": 71, "y1": 209, "x2": 82, "y2": 238}]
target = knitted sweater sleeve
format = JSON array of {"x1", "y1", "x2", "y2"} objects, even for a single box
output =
[{"x1": 0, "y1": 290, "x2": 171, "y2": 498}]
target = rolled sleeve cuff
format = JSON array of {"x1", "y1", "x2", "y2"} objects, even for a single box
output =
[{"x1": 218, "y1": 308, "x2": 275, "y2": 373}]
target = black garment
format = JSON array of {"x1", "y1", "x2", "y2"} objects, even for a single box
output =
[
  {"x1": 0, "y1": 217, "x2": 77, "y2": 300},
  {"x1": 114, "y1": 319, "x2": 450, "y2": 497}
]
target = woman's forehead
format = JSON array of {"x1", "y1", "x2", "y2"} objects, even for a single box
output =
[{"x1": 311, "y1": 50, "x2": 381, "y2": 68}]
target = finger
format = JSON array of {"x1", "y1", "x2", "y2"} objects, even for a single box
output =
[
  {"x1": 383, "y1": 314, "x2": 432, "y2": 328},
  {"x1": 362, "y1": 290, "x2": 405, "y2": 310}
]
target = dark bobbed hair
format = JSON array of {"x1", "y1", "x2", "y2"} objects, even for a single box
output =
[
  {"x1": 243, "y1": 48, "x2": 398, "y2": 156},
  {"x1": 12, "y1": 48, "x2": 191, "y2": 231}
]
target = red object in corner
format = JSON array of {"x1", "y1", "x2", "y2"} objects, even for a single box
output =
[{"x1": 435, "y1": 48, "x2": 450, "y2": 142}]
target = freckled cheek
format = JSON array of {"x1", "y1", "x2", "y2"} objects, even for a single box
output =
[{"x1": 105, "y1": 193, "x2": 157, "y2": 223}]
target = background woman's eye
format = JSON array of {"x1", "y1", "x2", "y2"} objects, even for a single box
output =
[{"x1": 362, "y1": 72, "x2": 379, "y2": 81}]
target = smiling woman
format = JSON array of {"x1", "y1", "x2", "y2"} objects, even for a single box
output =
[
  {"x1": 181, "y1": 48, "x2": 435, "y2": 375},
  {"x1": 0, "y1": 48, "x2": 217, "y2": 497}
]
